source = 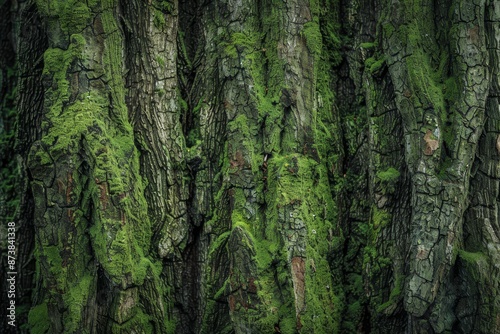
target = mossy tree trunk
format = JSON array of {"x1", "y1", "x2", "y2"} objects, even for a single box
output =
[{"x1": 1, "y1": 0, "x2": 499, "y2": 333}]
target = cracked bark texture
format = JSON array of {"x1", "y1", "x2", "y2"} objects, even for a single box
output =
[{"x1": 1, "y1": 0, "x2": 500, "y2": 333}]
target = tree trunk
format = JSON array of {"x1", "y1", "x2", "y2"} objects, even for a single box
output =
[{"x1": 1, "y1": 0, "x2": 499, "y2": 333}]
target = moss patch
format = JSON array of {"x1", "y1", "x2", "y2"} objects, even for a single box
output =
[{"x1": 28, "y1": 303, "x2": 50, "y2": 334}]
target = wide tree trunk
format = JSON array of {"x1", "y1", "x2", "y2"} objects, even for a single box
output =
[{"x1": 1, "y1": 0, "x2": 499, "y2": 333}]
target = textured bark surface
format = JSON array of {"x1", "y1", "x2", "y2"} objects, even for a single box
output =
[{"x1": 1, "y1": 0, "x2": 500, "y2": 333}]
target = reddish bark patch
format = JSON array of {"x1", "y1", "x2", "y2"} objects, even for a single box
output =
[
  {"x1": 120, "y1": 211, "x2": 126, "y2": 225},
  {"x1": 296, "y1": 314, "x2": 302, "y2": 330},
  {"x1": 247, "y1": 277, "x2": 257, "y2": 294},
  {"x1": 291, "y1": 257, "x2": 306, "y2": 318},
  {"x1": 228, "y1": 294, "x2": 236, "y2": 312},
  {"x1": 468, "y1": 25, "x2": 479, "y2": 45},
  {"x1": 416, "y1": 245, "x2": 429, "y2": 260},
  {"x1": 424, "y1": 130, "x2": 439, "y2": 155},
  {"x1": 98, "y1": 181, "x2": 108, "y2": 210}
]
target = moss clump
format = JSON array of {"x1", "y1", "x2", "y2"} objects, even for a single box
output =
[
  {"x1": 365, "y1": 56, "x2": 386, "y2": 75},
  {"x1": 65, "y1": 275, "x2": 93, "y2": 332},
  {"x1": 376, "y1": 167, "x2": 400, "y2": 182},
  {"x1": 28, "y1": 303, "x2": 50, "y2": 334},
  {"x1": 458, "y1": 250, "x2": 489, "y2": 284},
  {"x1": 360, "y1": 42, "x2": 377, "y2": 49},
  {"x1": 406, "y1": 48, "x2": 446, "y2": 116},
  {"x1": 372, "y1": 207, "x2": 390, "y2": 230},
  {"x1": 154, "y1": 0, "x2": 173, "y2": 13},
  {"x1": 459, "y1": 250, "x2": 487, "y2": 263},
  {"x1": 36, "y1": 0, "x2": 94, "y2": 40},
  {"x1": 376, "y1": 167, "x2": 400, "y2": 194},
  {"x1": 401, "y1": 0, "x2": 457, "y2": 136},
  {"x1": 153, "y1": 9, "x2": 166, "y2": 29},
  {"x1": 223, "y1": 31, "x2": 260, "y2": 59},
  {"x1": 302, "y1": 21, "x2": 323, "y2": 56}
]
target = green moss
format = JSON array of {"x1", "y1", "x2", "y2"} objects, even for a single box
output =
[
  {"x1": 376, "y1": 167, "x2": 400, "y2": 182},
  {"x1": 347, "y1": 301, "x2": 362, "y2": 321},
  {"x1": 437, "y1": 157, "x2": 454, "y2": 180},
  {"x1": 65, "y1": 275, "x2": 93, "y2": 332},
  {"x1": 376, "y1": 274, "x2": 404, "y2": 313},
  {"x1": 372, "y1": 207, "x2": 390, "y2": 230},
  {"x1": 407, "y1": 48, "x2": 445, "y2": 114},
  {"x1": 314, "y1": 6, "x2": 341, "y2": 165},
  {"x1": 458, "y1": 250, "x2": 487, "y2": 264},
  {"x1": 382, "y1": 22, "x2": 395, "y2": 37},
  {"x1": 90, "y1": 221, "x2": 154, "y2": 286},
  {"x1": 320, "y1": 17, "x2": 341, "y2": 66},
  {"x1": 42, "y1": 245, "x2": 64, "y2": 280},
  {"x1": 264, "y1": 154, "x2": 341, "y2": 330},
  {"x1": 376, "y1": 167, "x2": 400, "y2": 194},
  {"x1": 165, "y1": 317, "x2": 177, "y2": 334},
  {"x1": 219, "y1": 152, "x2": 340, "y2": 331},
  {"x1": 209, "y1": 231, "x2": 230, "y2": 256},
  {"x1": 28, "y1": 303, "x2": 50, "y2": 334},
  {"x1": 153, "y1": 9, "x2": 166, "y2": 29},
  {"x1": 156, "y1": 56, "x2": 166, "y2": 68},
  {"x1": 202, "y1": 1, "x2": 344, "y2": 331},
  {"x1": 360, "y1": 42, "x2": 377, "y2": 49},
  {"x1": 365, "y1": 56, "x2": 386, "y2": 74},
  {"x1": 458, "y1": 250, "x2": 489, "y2": 283},
  {"x1": 302, "y1": 21, "x2": 323, "y2": 56},
  {"x1": 111, "y1": 308, "x2": 153, "y2": 334},
  {"x1": 227, "y1": 114, "x2": 260, "y2": 172},
  {"x1": 36, "y1": 0, "x2": 94, "y2": 38},
  {"x1": 154, "y1": 0, "x2": 173, "y2": 13},
  {"x1": 358, "y1": 205, "x2": 393, "y2": 321},
  {"x1": 401, "y1": 1, "x2": 454, "y2": 132},
  {"x1": 302, "y1": 255, "x2": 342, "y2": 332}
]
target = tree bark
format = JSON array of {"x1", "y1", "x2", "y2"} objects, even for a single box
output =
[{"x1": 1, "y1": 0, "x2": 499, "y2": 333}]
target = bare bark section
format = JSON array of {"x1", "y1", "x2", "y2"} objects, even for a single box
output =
[{"x1": 122, "y1": 0, "x2": 188, "y2": 260}]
